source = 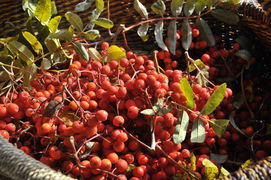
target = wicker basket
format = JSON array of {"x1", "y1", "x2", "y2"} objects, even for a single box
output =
[{"x1": 0, "y1": 0, "x2": 271, "y2": 180}]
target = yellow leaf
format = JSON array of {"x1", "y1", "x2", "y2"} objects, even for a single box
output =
[
  {"x1": 107, "y1": 45, "x2": 126, "y2": 62},
  {"x1": 59, "y1": 111, "x2": 80, "y2": 126},
  {"x1": 190, "y1": 152, "x2": 197, "y2": 171},
  {"x1": 188, "y1": 59, "x2": 205, "y2": 72},
  {"x1": 22, "y1": 31, "x2": 44, "y2": 55},
  {"x1": 219, "y1": 167, "x2": 230, "y2": 178},
  {"x1": 202, "y1": 158, "x2": 219, "y2": 180},
  {"x1": 241, "y1": 159, "x2": 254, "y2": 169}
]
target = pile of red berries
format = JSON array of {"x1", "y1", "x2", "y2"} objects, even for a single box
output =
[{"x1": 0, "y1": 22, "x2": 270, "y2": 180}]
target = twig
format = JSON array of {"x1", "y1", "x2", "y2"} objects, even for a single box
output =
[
  {"x1": 156, "y1": 145, "x2": 199, "y2": 179},
  {"x1": 184, "y1": 51, "x2": 215, "y2": 87}
]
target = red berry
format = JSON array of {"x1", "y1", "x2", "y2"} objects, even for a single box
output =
[
  {"x1": 113, "y1": 115, "x2": 125, "y2": 127},
  {"x1": 115, "y1": 159, "x2": 128, "y2": 173},
  {"x1": 6, "y1": 103, "x2": 19, "y2": 115},
  {"x1": 95, "y1": 110, "x2": 108, "y2": 121}
]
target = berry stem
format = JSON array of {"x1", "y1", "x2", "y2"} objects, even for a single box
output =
[{"x1": 184, "y1": 51, "x2": 215, "y2": 87}]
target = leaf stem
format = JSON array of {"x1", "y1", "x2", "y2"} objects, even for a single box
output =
[{"x1": 184, "y1": 51, "x2": 215, "y2": 87}]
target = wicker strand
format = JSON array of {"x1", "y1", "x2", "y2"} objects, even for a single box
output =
[{"x1": 0, "y1": 136, "x2": 75, "y2": 180}]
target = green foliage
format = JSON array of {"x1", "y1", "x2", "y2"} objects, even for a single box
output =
[
  {"x1": 155, "y1": 21, "x2": 168, "y2": 52},
  {"x1": 209, "y1": 119, "x2": 230, "y2": 137},
  {"x1": 179, "y1": 78, "x2": 195, "y2": 109},
  {"x1": 0, "y1": 0, "x2": 113, "y2": 95},
  {"x1": 22, "y1": 31, "x2": 44, "y2": 55},
  {"x1": 182, "y1": 19, "x2": 192, "y2": 51},
  {"x1": 202, "y1": 83, "x2": 227, "y2": 115},
  {"x1": 65, "y1": 12, "x2": 84, "y2": 32},
  {"x1": 151, "y1": 0, "x2": 166, "y2": 17},
  {"x1": 190, "y1": 117, "x2": 205, "y2": 143},
  {"x1": 173, "y1": 110, "x2": 189, "y2": 143},
  {"x1": 168, "y1": 20, "x2": 177, "y2": 55},
  {"x1": 134, "y1": 0, "x2": 148, "y2": 19},
  {"x1": 211, "y1": 9, "x2": 240, "y2": 25},
  {"x1": 137, "y1": 24, "x2": 149, "y2": 42},
  {"x1": 171, "y1": 0, "x2": 183, "y2": 16},
  {"x1": 92, "y1": 18, "x2": 114, "y2": 29},
  {"x1": 196, "y1": 18, "x2": 215, "y2": 46}
]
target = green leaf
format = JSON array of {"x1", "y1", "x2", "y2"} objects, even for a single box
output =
[
  {"x1": 65, "y1": 11, "x2": 84, "y2": 32},
  {"x1": 209, "y1": 119, "x2": 229, "y2": 137},
  {"x1": 188, "y1": 59, "x2": 205, "y2": 72},
  {"x1": 96, "y1": 0, "x2": 104, "y2": 13},
  {"x1": 51, "y1": 1, "x2": 57, "y2": 15},
  {"x1": 196, "y1": 18, "x2": 215, "y2": 46},
  {"x1": 183, "y1": 0, "x2": 195, "y2": 17},
  {"x1": 158, "y1": 105, "x2": 172, "y2": 115},
  {"x1": 22, "y1": 31, "x2": 44, "y2": 55},
  {"x1": 190, "y1": 152, "x2": 197, "y2": 171},
  {"x1": 182, "y1": 19, "x2": 192, "y2": 51},
  {"x1": 34, "y1": 0, "x2": 52, "y2": 25},
  {"x1": 229, "y1": 112, "x2": 246, "y2": 136},
  {"x1": 41, "y1": 58, "x2": 51, "y2": 70},
  {"x1": 180, "y1": 78, "x2": 195, "y2": 109},
  {"x1": 48, "y1": 16, "x2": 61, "y2": 33},
  {"x1": 83, "y1": 30, "x2": 100, "y2": 40},
  {"x1": 88, "y1": 48, "x2": 102, "y2": 61},
  {"x1": 45, "y1": 38, "x2": 60, "y2": 53},
  {"x1": 137, "y1": 24, "x2": 149, "y2": 42},
  {"x1": 168, "y1": 20, "x2": 177, "y2": 55},
  {"x1": 92, "y1": 18, "x2": 114, "y2": 29},
  {"x1": 210, "y1": 153, "x2": 228, "y2": 164},
  {"x1": 107, "y1": 45, "x2": 126, "y2": 62},
  {"x1": 154, "y1": 21, "x2": 168, "y2": 52},
  {"x1": 190, "y1": 117, "x2": 205, "y2": 143},
  {"x1": 173, "y1": 110, "x2": 189, "y2": 143},
  {"x1": 7, "y1": 40, "x2": 34, "y2": 65},
  {"x1": 235, "y1": 49, "x2": 252, "y2": 62},
  {"x1": 73, "y1": 42, "x2": 89, "y2": 61},
  {"x1": 151, "y1": 0, "x2": 166, "y2": 16},
  {"x1": 134, "y1": 0, "x2": 148, "y2": 19},
  {"x1": 141, "y1": 109, "x2": 155, "y2": 115},
  {"x1": 49, "y1": 29, "x2": 73, "y2": 41},
  {"x1": 235, "y1": 36, "x2": 252, "y2": 50},
  {"x1": 202, "y1": 158, "x2": 219, "y2": 180},
  {"x1": 202, "y1": 83, "x2": 227, "y2": 115},
  {"x1": 171, "y1": 0, "x2": 183, "y2": 16},
  {"x1": 195, "y1": 0, "x2": 206, "y2": 14},
  {"x1": 211, "y1": 9, "x2": 239, "y2": 25},
  {"x1": 75, "y1": 0, "x2": 94, "y2": 12}
]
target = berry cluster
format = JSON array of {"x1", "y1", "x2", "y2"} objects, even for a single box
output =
[{"x1": 0, "y1": 22, "x2": 270, "y2": 180}]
